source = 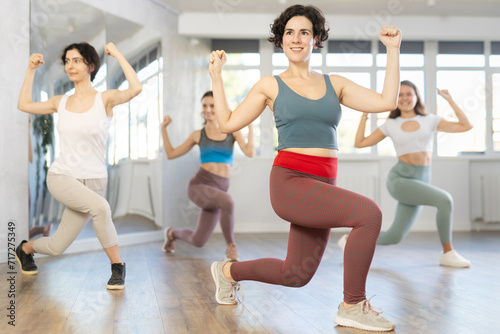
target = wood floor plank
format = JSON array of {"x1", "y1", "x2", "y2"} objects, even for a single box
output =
[{"x1": 1, "y1": 231, "x2": 498, "y2": 333}]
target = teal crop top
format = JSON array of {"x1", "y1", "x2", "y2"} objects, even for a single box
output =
[
  {"x1": 273, "y1": 74, "x2": 342, "y2": 150},
  {"x1": 199, "y1": 128, "x2": 235, "y2": 165}
]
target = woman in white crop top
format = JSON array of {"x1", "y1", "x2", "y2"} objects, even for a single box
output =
[
  {"x1": 16, "y1": 42, "x2": 142, "y2": 290},
  {"x1": 341, "y1": 80, "x2": 473, "y2": 268}
]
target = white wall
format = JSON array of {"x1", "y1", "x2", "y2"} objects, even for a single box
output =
[{"x1": 0, "y1": 0, "x2": 30, "y2": 262}]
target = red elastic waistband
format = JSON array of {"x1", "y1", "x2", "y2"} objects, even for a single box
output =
[{"x1": 273, "y1": 151, "x2": 338, "y2": 178}]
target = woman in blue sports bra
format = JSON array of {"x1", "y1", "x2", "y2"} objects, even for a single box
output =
[
  {"x1": 340, "y1": 80, "x2": 473, "y2": 268},
  {"x1": 208, "y1": 4, "x2": 401, "y2": 332},
  {"x1": 161, "y1": 91, "x2": 255, "y2": 261}
]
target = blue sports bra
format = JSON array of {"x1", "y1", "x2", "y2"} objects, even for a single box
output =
[
  {"x1": 273, "y1": 74, "x2": 342, "y2": 150},
  {"x1": 199, "y1": 128, "x2": 235, "y2": 165}
]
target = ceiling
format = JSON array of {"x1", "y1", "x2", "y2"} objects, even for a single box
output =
[{"x1": 157, "y1": 0, "x2": 500, "y2": 17}]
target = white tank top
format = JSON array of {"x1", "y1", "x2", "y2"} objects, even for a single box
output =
[
  {"x1": 49, "y1": 92, "x2": 111, "y2": 179},
  {"x1": 378, "y1": 114, "x2": 442, "y2": 157}
]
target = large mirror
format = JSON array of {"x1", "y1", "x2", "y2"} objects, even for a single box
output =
[{"x1": 29, "y1": 0, "x2": 163, "y2": 243}]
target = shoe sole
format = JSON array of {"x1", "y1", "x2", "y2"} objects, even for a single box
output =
[
  {"x1": 334, "y1": 315, "x2": 395, "y2": 332},
  {"x1": 210, "y1": 262, "x2": 237, "y2": 305},
  {"x1": 439, "y1": 262, "x2": 470, "y2": 268},
  {"x1": 107, "y1": 284, "x2": 125, "y2": 290},
  {"x1": 14, "y1": 251, "x2": 38, "y2": 275}
]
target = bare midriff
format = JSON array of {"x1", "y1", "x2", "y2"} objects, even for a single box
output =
[
  {"x1": 281, "y1": 147, "x2": 339, "y2": 158},
  {"x1": 201, "y1": 162, "x2": 231, "y2": 178},
  {"x1": 398, "y1": 152, "x2": 432, "y2": 166}
]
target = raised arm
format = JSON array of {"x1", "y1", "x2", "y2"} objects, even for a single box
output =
[
  {"x1": 209, "y1": 50, "x2": 271, "y2": 133},
  {"x1": 17, "y1": 54, "x2": 60, "y2": 115},
  {"x1": 436, "y1": 89, "x2": 473, "y2": 133},
  {"x1": 233, "y1": 123, "x2": 255, "y2": 158},
  {"x1": 337, "y1": 25, "x2": 401, "y2": 113},
  {"x1": 161, "y1": 116, "x2": 198, "y2": 159},
  {"x1": 103, "y1": 42, "x2": 143, "y2": 112},
  {"x1": 354, "y1": 113, "x2": 387, "y2": 148}
]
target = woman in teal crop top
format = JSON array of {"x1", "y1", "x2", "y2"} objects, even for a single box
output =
[
  {"x1": 208, "y1": 4, "x2": 401, "y2": 332},
  {"x1": 161, "y1": 91, "x2": 255, "y2": 261},
  {"x1": 342, "y1": 80, "x2": 473, "y2": 268}
]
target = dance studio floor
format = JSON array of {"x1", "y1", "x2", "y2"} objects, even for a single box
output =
[{"x1": 1, "y1": 231, "x2": 498, "y2": 334}]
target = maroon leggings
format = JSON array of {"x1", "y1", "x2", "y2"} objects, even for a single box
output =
[
  {"x1": 173, "y1": 168, "x2": 235, "y2": 246},
  {"x1": 230, "y1": 166, "x2": 382, "y2": 304}
]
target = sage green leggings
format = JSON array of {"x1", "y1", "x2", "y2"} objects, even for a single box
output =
[{"x1": 377, "y1": 161, "x2": 453, "y2": 245}]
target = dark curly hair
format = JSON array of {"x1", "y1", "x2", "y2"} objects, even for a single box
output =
[
  {"x1": 388, "y1": 80, "x2": 427, "y2": 119},
  {"x1": 268, "y1": 4, "x2": 329, "y2": 49},
  {"x1": 60, "y1": 42, "x2": 100, "y2": 81}
]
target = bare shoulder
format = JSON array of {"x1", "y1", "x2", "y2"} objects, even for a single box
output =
[
  {"x1": 329, "y1": 74, "x2": 353, "y2": 100},
  {"x1": 49, "y1": 95, "x2": 64, "y2": 111},
  {"x1": 101, "y1": 89, "x2": 119, "y2": 103},
  {"x1": 191, "y1": 129, "x2": 202, "y2": 144},
  {"x1": 255, "y1": 75, "x2": 278, "y2": 94},
  {"x1": 328, "y1": 74, "x2": 351, "y2": 89},
  {"x1": 253, "y1": 75, "x2": 279, "y2": 109}
]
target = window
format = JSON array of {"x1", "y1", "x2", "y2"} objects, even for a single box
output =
[
  {"x1": 435, "y1": 41, "x2": 486, "y2": 155},
  {"x1": 377, "y1": 41, "x2": 425, "y2": 67},
  {"x1": 437, "y1": 41, "x2": 485, "y2": 67},
  {"x1": 490, "y1": 42, "x2": 500, "y2": 67},
  {"x1": 212, "y1": 39, "x2": 262, "y2": 156},
  {"x1": 108, "y1": 45, "x2": 162, "y2": 164},
  {"x1": 327, "y1": 40, "x2": 372, "y2": 67},
  {"x1": 492, "y1": 74, "x2": 500, "y2": 151}
]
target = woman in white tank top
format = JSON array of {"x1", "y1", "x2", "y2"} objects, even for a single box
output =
[{"x1": 16, "y1": 42, "x2": 142, "y2": 290}]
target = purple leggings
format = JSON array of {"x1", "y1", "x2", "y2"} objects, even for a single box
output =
[
  {"x1": 173, "y1": 168, "x2": 234, "y2": 246},
  {"x1": 230, "y1": 166, "x2": 382, "y2": 304}
]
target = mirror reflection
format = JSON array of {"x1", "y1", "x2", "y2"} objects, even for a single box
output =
[{"x1": 29, "y1": 0, "x2": 163, "y2": 242}]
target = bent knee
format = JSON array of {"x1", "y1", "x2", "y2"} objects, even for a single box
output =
[
  {"x1": 358, "y1": 200, "x2": 382, "y2": 228},
  {"x1": 437, "y1": 193, "x2": 454, "y2": 211},
  {"x1": 221, "y1": 196, "x2": 234, "y2": 211},
  {"x1": 45, "y1": 245, "x2": 65, "y2": 256},
  {"x1": 91, "y1": 200, "x2": 112, "y2": 219}
]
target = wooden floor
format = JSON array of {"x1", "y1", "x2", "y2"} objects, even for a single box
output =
[{"x1": 1, "y1": 231, "x2": 499, "y2": 334}]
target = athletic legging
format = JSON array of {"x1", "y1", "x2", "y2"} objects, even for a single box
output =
[
  {"x1": 378, "y1": 161, "x2": 453, "y2": 245},
  {"x1": 173, "y1": 167, "x2": 234, "y2": 246},
  {"x1": 33, "y1": 172, "x2": 118, "y2": 256},
  {"x1": 230, "y1": 154, "x2": 382, "y2": 304}
]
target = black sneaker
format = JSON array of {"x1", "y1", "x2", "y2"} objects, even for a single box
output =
[
  {"x1": 107, "y1": 263, "x2": 126, "y2": 290},
  {"x1": 15, "y1": 240, "x2": 38, "y2": 275}
]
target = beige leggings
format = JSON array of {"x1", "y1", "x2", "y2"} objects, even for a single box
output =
[{"x1": 33, "y1": 172, "x2": 118, "y2": 256}]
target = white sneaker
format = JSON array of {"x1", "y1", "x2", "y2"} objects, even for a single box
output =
[
  {"x1": 439, "y1": 250, "x2": 470, "y2": 268},
  {"x1": 337, "y1": 234, "x2": 348, "y2": 252},
  {"x1": 334, "y1": 299, "x2": 396, "y2": 332}
]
